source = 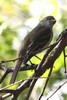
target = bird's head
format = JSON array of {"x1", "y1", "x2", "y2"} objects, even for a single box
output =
[{"x1": 40, "y1": 16, "x2": 56, "y2": 28}]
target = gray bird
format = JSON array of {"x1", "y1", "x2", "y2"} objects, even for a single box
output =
[{"x1": 10, "y1": 16, "x2": 56, "y2": 84}]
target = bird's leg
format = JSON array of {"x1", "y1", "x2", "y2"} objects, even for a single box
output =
[
  {"x1": 35, "y1": 55, "x2": 41, "y2": 60},
  {"x1": 29, "y1": 60, "x2": 33, "y2": 65},
  {"x1": 29, "y1": 55, "x2": 41, "y2": 65},
  {"x1": 29, "y1": 60, "x2": 37, "y2": 72}
]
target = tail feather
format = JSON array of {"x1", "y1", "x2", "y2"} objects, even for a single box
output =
[{"x1": 10, "y1": 59, "x2": 22, "y2": 84}]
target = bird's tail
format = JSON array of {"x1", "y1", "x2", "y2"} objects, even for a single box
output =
[{"x1": 10, "y1": 59, "x2": 23, "y2": 84}]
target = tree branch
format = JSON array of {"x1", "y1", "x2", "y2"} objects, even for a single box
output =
[{"x1": 0, "y1": 29, "x2": 67, "y2": 100}]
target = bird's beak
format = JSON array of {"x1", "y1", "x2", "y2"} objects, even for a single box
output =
[{"x1": 52, "y1": 19, "x2": 56, "y2": 24}]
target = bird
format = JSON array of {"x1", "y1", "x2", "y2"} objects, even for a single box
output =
[{"x1": 10, "y1": 16, "x2": 56, "y2": 84}]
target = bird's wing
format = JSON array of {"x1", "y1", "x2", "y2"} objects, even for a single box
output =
[{"x1": 26, "y1": 27, "x2": 52, "y2": 55}]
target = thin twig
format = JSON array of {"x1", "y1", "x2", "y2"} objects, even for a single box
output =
[
  {"x1": 47, "y1": 80, "x2": 67, "y2": 100},
  {"x1": 38, "y1": 66, "x2": 53, "y2": 100},
  {"x1": 63, "y1": 49, "x2": 67, "y2": 73},
  {"x1": 0, "y1": 57, "x2": 21, "y2": 64},
  {"x1": 0, "y1": 76, "x2": 66, "y2": 91},
  {"x1": 0, "y1": 42, "x2": 59, "y2": 65}
]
